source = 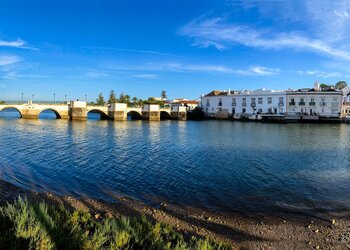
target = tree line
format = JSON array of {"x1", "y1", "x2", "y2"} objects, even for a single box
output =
[
  {"x1": 91, "y1": 90, "x2": 168, "y2": 107},
  {"x1": 320, "y1": 81, "x2": 348, "y2": 90}
]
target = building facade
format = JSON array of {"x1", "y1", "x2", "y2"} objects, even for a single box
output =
[
  {"x1": 286, "y1": 84, "x2": 343, "y2": 118},
  {"x1": 201, "y1": 89, "x2": 286, "y2": 118}
]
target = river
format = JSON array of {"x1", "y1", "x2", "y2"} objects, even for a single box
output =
[{"x1": 0, "y1": 109, "x2": 349, "y2": 217}]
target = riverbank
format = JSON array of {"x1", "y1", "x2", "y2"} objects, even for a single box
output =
[{"x1": 1, "y1": 180, "x2": 349, "y2": 249}]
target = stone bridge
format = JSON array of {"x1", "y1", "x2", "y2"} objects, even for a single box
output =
[{"x1": 0, "y1": 101, "x2": 186, "y2": 121}]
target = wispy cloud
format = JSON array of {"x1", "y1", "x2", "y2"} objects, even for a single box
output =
[
  {"x1": 84, "y1": 70, "x2": 110, "y2": 78},
  {"x1": 84, "y1": 46, "x2": 181, "y2": 57},
  {"x1": 107, "y1": 62, "x2": 279, "y2": 76},
  {"x1": 296, "y1": 70, "x2": 343, "y2": 78},
  {"x1": 0, "y1": 38, "x2": 38, "y2": 50},
  {"x1": 180, "y1": 17, "x2": 350, "y2": 61},
  {"x1": 133, "y1": 74, "x2": 157, "y2": 79},
  {"x1": 0, "y1": 55, "x2": 21, "y2": 66}
]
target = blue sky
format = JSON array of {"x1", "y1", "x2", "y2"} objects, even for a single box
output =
[{"x1": 1, "y1": 0, "x2": 350, "y2": 101}]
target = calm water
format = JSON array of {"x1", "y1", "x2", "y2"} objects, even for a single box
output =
[{"x1": 0, "y1": 109, "x2": 350, "y2": 217}]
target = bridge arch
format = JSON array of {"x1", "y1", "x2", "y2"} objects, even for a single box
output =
[
  {"x1": 127, "y1": 111, "x2": 143, "y2": 120},
  {"x1": 87, "y1": 109, "x2": 109, "y2": 120},
  {"x1": 0, "y1": 107, "x2": 23, "y2": 118},
  {"x1": 38, "y1": 109, "x2": 61, "y2": 119},
  {"x1": 160, "y1": 110, "x2": 172, "y2": 120}
]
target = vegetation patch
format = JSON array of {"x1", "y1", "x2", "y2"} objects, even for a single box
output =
[{"x1": 0, "y1": 197, "x2": 231, "y2": 250}]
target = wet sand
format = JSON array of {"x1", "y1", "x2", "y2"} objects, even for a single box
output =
[{"x1": 0, "y1": 179, "x2": 349, "y2": 250}]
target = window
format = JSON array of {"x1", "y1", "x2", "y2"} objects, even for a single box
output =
[
  {"x1": 242, "y1": 108, "x2": 246, "y2": 113},
  {"x1": 251, "y1": 98, "x2": 256, "y2": 107},
  {"x1": 268, "y1": 97, "x2": 272, "y2": 104},
  {"x1": 206, "y1": 99, "x2": 210, "y2": 107},
  {"x1": 232, "y1": 98, "x2": 236, "y2": 106},
  {"x1": 218, "y1": 98, "x2": 222, "y2": 106},
  {"x1": 279, "y1": 97, "x2": 283, "y2": 103},
  {"x1": 251, "y1": 98, "x2": 256, "y2": 103},
  {"x1": 242, "y1": 98, "x2": 246, "y2": 107},
  {"x1": 258, "y1": 97, "x2": 263, "y2": 104}
]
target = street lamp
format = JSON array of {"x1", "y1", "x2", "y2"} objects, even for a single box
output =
[
  {"x1": 64, "y1": 94, "x2": 67, "y2": 102},
  {"x1": 85, "y1": 94, "x2": 87, "y2": 102},
  {"x1": 21, "y1": 92, "x2": 23, "y2": 104},
  {"x1": 53, "y1": 93, "x2": 56, "y2": 103},
  {"x1": 32, "y1": 94, "x2": 34, "y2": 103}
]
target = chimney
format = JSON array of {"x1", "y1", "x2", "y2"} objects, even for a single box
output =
[{"x1": 314, "y1": 81, "x2": 320, "y2": 91}]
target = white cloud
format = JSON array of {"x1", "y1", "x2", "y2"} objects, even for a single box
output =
[
  {"x1": 84, "y1": 71, "x2": 110, "y2": 78},
  {"x1": 180, "y1": 17, "x2": 350, "y2": 61},
  {"x1": 0, "y1": 55, "x2": 21, "y2": 66},
  {"x1": 133, "y1": 74, "x2": 157, "y2": 79},
  {"x1": 107, "y1": 62, "x2": 279, "y2": 76},
  {"x1": 0, "y1": 38, "x2": 37, "y2": 50},
  {"x1": 296, "y1": 70, "x2": 342, "y2": 78},
  {"x1": 250, "y1": 66, "x2": 280, "y2": 76},
  {"x1": 0, "y1": 39, "x2": 25, "y2": 48}
]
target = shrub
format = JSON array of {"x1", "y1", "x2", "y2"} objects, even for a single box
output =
[{"x1": 0, "y1": 197, "x2": 232, "y2": 250}]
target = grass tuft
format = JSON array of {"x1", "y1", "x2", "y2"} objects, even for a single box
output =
[{"x1": 0, "y1": 197, "x2": 232, "y2": 250}]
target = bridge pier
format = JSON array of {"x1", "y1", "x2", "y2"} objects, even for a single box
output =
[
  {"x1": 21, "y1": 109, "x2": 39, "y2": 119},
  {"x1": 108, "y1": 103, "x2": 127, "y2": 121},
  {"x1": 69, "y1": 101, "x2": 87, "y2": 121},
  {"x1": 171, "y1": 106, "x2": 187, "y2": 120},
  {"x1": 142, "y1": 104, "x2": 160, "y2": 121}
]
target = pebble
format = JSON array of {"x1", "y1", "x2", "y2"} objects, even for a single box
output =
[
  {"x1": 314, "y1": 229, "x2": 319, "y2": 233},
  {"x1": 94, "y1": 213, "x2": 101, "y2": 220},
  {"x1": 315, "y1": 246, "x2": 320, "y2": 249},
  {"x1": 206, "y1": 216, "x2": 212, "y2": 221},
  {"x1": 331, "y1": 219, "x2": 336, "y2": 225},
  {"x1": 160, "y1": 202, "x2": 167, "y2": 207}
]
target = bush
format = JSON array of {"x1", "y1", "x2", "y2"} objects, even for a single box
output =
[{"x1": 0, "y1": 197, "x2": 231, "y2": 250}]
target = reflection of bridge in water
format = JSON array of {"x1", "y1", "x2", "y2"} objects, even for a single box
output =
[{"x1": 0, "y1": 101, "x2": 187, "y2": 121}]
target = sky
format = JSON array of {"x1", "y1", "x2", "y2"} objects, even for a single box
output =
[{"x1": 1, "y1": 0, "x2": 350, "y2": 101}]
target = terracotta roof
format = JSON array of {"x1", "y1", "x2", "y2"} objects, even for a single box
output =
[{"x1": 204, "y1": 90, "x2": 237, "y2": 97}]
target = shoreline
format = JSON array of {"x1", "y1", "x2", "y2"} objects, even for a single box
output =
[{"x1": 1, "y1": 179, "x2": 349, "y2": 249}]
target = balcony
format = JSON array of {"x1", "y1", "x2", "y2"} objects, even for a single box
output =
[
  {"x1": 320, "y1": 102, "x2": 327, "y2": 106},
  {"x1": 298, "y1": 102, "x2": 306, "y2": 106},
  {"x1": 289, "y1": 102, "x2": 295, "y2": 106},
  {"x1": 242, "y1": 103, "x2": 246, "y2": 107},
  {"x1": 331, "y1": 102, "x2": 339, "y2": 107},
  {"x1": 309, "y1": 102, "x2": 316, "y2": 106}
]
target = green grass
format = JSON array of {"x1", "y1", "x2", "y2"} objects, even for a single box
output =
[{"x1": 0, "y1": 197, "x2": 231, "y2": 250}]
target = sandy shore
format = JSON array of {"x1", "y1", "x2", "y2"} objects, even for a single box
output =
[{"x1": 0, "y1": 179, "x2": 349, "y2": 250}]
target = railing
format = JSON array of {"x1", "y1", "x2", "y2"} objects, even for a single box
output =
[
  {"x1": 331, "y1": 102, "x2": 339, "y2": 107},
  {"x1": 289, "y1": 102, "x2": 295, "y2": 106},
  {"x1": 298, "y1": 102, "x2": 305, "y2": 106},
  {"x1": 309, "y1": 102, "x2": 316, "y2": 106}
]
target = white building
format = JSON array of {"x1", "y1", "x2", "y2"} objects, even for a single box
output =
[
  {"x1": 286, "y1": 83, "x2": 343, "y2": 117},
  {"x1": 201, "y1": 88, "x2": 286, "y2": 118}
]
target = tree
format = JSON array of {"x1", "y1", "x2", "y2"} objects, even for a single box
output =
[
  {"x1": 108, "y1": 90, "x2": 117, "y2": 104},
  {"x1": 118, "y1": 92, "x2": 130, "y2": 103},
  {"x1": 335, "y1": 81, "x2": 347, "y2": 90},
  {"x1": 96, "y1": 93, "x2": 105, "y2": 105},
  {"x1": 320, "y1": 83, "x2": 334, "y2": 89},
  {"x1": 161, "y1": 90, "x2": 167, "y2": 100}
]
